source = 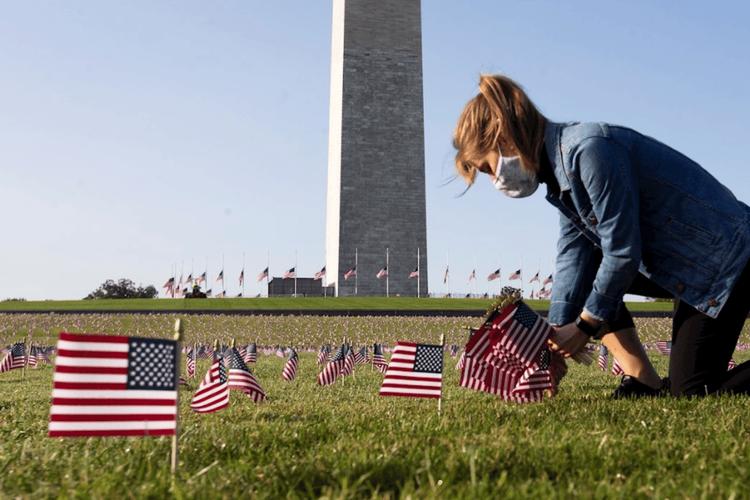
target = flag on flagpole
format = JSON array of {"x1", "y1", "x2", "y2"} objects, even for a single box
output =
[
  {"x1": 469, "y1": 269, "x2": 477, "y2": 281},
  {"x1": 376, "y1": 267, "x2": 388, "y2": 279},
  {"x1": 243, "y1": 343, "x2": 257, "y2": 364},
  {"x1": 257, "y1": 267, "x2": 269, "y2": 282},
  {"x1": 190, "y1": 353, "x2": 229, "y2": 414},
  {"x1": 163, "y1": 277, "x2": 175, "y2": 291},
  {"x1": 185, "y1": 273, "x2": 193, "y2": 285},
  {"x1": 529, "y1": 272, "x2": 540, "y2": 283},
  {"x1": 282, "y1": 349, "x2": 298, "y2": 381},
  {"x1": 597, "y1": 345, "x2": 609, "y2": 371},
  {"x1": 216, "y1": 270, "x2": 224, "y2": 283},
  {"x1": 314, "y1": 267, "x2": 326, "y2": 280},
  {"x1": 196, "y1": 272, "x2": 207, "y2": 285},
  {"x1": 186, "y1": 347, "x2": 196, "y2": 378},
  {"x1": 226, "y1": 347, "x2": 266, "y2": 402},
  {"x1": 283, "y1": 267, "x2": 296, "y2": 279},
  {"x1": 1, "y1": 343, "x2": 27, "y2": 373},
  {"x1": 408, "y1": 268, "x2": 419, "y2": 279},
  {"x1": 611, "y1": 357, "x2": 624, "y2": 376},
  {"x1": 317, "y1": 345, "x2": 330, "y2": 365},
  {"x1": 344, "y1": 267, "x2": 357, "y2": 280},
  {"x1": 48, "y1": 333, "x2": 178, "y2": 437},
  {"x1": 372, "y1": 343, "x2": 388, "y2": 374},
  {"x1": 239, "y1": 270, "x2": 245, "y2": 287},
  {"x1": 379, "y1": 342, "x2": 443, "y2": 399},
  {"x1": 487, "y1": 269, "x2": 501, "y2": 281},
  {"x1": 655, "y1": 341, "x2": 672, "y2": 355},
  {"x1": 542, "y1": 274, "x2": 553, "y2": 286},
  {"x1": 508, "y1": 269, "x2": 521, "y2": 281},
  {"x1": 317, "y1": 344, "x2": 345, "y2": 385},
  {"x1": 443, "y1": 266, "x2": 449, "y2": 284}
]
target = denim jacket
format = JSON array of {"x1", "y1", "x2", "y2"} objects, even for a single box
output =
[{"x1": 545, "y1": 121, "x2": 750, "y2": 325}]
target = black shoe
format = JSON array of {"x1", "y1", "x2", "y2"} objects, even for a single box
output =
[{"x1": 611, "y1": 375, "x2": 665, "y2": 399}]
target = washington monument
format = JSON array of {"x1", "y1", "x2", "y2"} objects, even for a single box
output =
[{"x1": 325, "y1": 0, "x2": 428, "y2": 297}]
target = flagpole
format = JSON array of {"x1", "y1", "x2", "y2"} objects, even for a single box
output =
[
  {"x1": 266, "y1": 249, "x2": 270, "y2": 298},
  {"x1": 171, "y1": 319, "x2": 183, "y2": 476},
  {"x1": 354, "y1": 248, "x2": 358, "y2": 296},
  {"x1": 386, "y1": 247, "x2": 389, "y2": 298},
  {"x1": 417, "y1": 247, "x2": 420, "y2": 299},
  {"x1": 242, "y1": 252, "x2": 246, "y2": 297},
  {"x1": 438, "y1": 333, "x2": 445, "y2": 416},
  {"x1": 222, "y1": 253, "x2": 226, "y2": 296},
  {"x1": 294, "y1": 249, "x2": 298, "y2": 298}
]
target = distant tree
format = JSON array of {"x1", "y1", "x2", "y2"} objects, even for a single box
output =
[{"x1": 84, "y1": 279, "x2": 158, "y2": 300}]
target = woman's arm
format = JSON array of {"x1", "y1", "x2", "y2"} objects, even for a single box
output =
[
  {"x1": 576, "y1": 136, "x2": 642, "y2": 323},
  {"x1": 548, "y1": 211, "x2": 599, "y2": 326}
]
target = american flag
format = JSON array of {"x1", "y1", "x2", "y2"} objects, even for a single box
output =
[
  {"x1": 196, "y1": 272, "x2": 207, "y2": 285},
  {"x1": 455, "y1": 350, "x2": 466, "y2": 371},
  {"x1": 597, "y1": 345, "x2": 609, "y2": 371},
  {"x1": 341, "y1": 344, "x2": 356, "y2": 376},
  {"x1": 380, "y1": 342, "x2": 443, "y2": 399},
  {"x1": 28, "y1": 345, "x2": 38, "y2": 368},
  {"x1": 655, "y1": 340, "x2": 672, "y2": 355},
  {"x1": 443, "y1": 266, "x2": 449, "y2": 284},
  {"x1": 226, "y1": 347, "x2": 265, "y2": 402},
  {"x1": 314, "y1": 266, "x2": 326, "y2": 280},
  {"x1": 282, "y1": 349, "x2": 298, "y2": 381},
  {"x1": 186, "y1": 347, "x2": 196, "y2": 378},
  {"x1": 508, "y1": 269, "x2": 521, "y2": 281},
  {"x1": 317, "y1": 345, "x2": 330, "y2": 365},
  {"x1": 728, "y1": 358, "x2": 737, "y2": 370},
  {"x1": 244, "y1": 343, "x2": 257, "y2": 364},
  {"x1": 48, "y1": 333, "x2": 177, "y2": 437},
  {"x1": 185, "y1": 273, "x2": 193, "y2": 285},
  {"x1": 343, "y1": 267, "x2": 357, "y2": 280},
  {"x1": 459, "y1": 301, "x2": 566, "y2": 403},
  {"x1": 239, "y1": 269, "x2": 244, "y2": 286},
  {"x1": 317, "y1": 344, "x2": 345, "y2": 386},
  {"x1": 611, "y1": 357, "x2": 624, "y2": 376},
  {"x1": 529, "y1": 272, "x2": 540, "y2": 283},
  {"x1": 0, "y1": 343, "x2": 26, "y2": 373},
  {"x1": 190, "y1": 353, "x2": 229, "y2": 414},
  {"x1": 543, "y1": 274, "x2": 553, "y2": 286},
  {"x1": 376, "y1": 267, "x2": 388, "y2": 279},
  {"x1": 469, "y1": 269, "x2": 477, "y2": 281},
  {"x1": 162, "y1": 277, "x2": 175, "y2": 290},
  {"x1": 257, "y1": 267, "x2": 269, "y2": 282},
  {"x1": 283, "y1": 267, "x2": 296, "y2": 279},
  {"x1": 372, "y1": 343, "x2": 388, "y2": 373},
  {"x1": 487, "y1": 269, "x2": 501, "y2": 281},
  {"x1": 408, "y1": 268, "x2": 419, "y2": 279},
  {"x1": 354, "y1": 346, "x2": 369, "y2": 364},
  {"x1": 216, "y1": 270, "x2": 224, "y2": 283}
]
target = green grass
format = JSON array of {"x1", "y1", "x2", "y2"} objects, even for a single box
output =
[
  {"x1": 0, "y1": 296, "x2": 675, "y2": 313},
  {"x1": 1, "y1": 314, "x2": 749, "y2": 498}
]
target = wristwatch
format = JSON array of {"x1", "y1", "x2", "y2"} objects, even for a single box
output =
[{"x1": 575, "y1": 315, "x2": 602, "y2": 338}]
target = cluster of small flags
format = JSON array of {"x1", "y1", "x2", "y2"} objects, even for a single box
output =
[
  {"x1": 458, "y1": 294, "x2": 569, "y2": 403},
  {"x1": 0, "y1": 342, "x2": 55, "y2": 373}
]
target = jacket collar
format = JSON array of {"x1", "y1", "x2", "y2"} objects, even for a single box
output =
[{"x1": 544, "y1": 121, "x2": 571, "y2": 192}]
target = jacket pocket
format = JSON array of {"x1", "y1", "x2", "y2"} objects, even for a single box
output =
[{"x1": 664, "y1": 216, "x2": 717, "y2": 246}]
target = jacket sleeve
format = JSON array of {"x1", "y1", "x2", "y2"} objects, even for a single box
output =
[
  {"x1": 548, "y1": 211, "x2": 599, "y2": 326},
  {"x1": 576, "y1": 137, "x2": 641, "y2": 322}
]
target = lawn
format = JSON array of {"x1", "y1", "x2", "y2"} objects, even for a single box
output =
[
  {"x1": 1, "y1": 314, "x2": 749, "y2": 498},
  {"x1": 0, "y1": 297, "x2": 675, "y2": 314}
]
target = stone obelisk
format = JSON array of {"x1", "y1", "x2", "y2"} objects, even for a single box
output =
[{"x1": 325, "y1": 0, "x2": 427, "y2": 297}]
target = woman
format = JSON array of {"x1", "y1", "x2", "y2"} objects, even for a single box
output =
[{"x1": 453, "y1": 75, "x2": 750, "y2": 397}]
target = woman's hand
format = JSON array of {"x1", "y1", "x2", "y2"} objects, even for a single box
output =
[{"x1": 548, "y1": 322, "x2": 589, "y2": 358}]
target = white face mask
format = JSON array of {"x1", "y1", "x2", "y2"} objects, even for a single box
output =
[{"x1": 492, "y1": 153, "x2": 539, "y2": 198}]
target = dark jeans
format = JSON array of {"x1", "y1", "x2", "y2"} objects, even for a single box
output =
[{"x1": 610, "y1": 260, "x2": 750, "y2": 396}]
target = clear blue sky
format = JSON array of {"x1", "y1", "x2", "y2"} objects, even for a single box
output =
[{"x1": 1, "y1": 1, "x2": 748, "y2": 300}]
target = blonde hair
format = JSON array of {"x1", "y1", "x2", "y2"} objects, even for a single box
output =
[{"x1": 453, "y1": 74, "x2": 547, "y2": 185}]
